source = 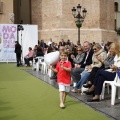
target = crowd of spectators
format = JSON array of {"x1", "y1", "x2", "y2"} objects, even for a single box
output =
[{"x1": 16, "y1": 38, "x2": 120, "y2": 103}]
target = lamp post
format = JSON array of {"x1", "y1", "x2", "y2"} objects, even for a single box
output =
[
  {"x1": 17, "y1": 25, "x2": 24, "y2": 64},
  {"x1": 71, "y1": 4, "x2": 87, "y2": 44}
]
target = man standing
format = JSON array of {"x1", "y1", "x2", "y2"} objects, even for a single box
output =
[
  {"x1": 40, "y1": 40, "x2": 47, "y2": 50},
  {"x1": 60, "y1": 39, "x2": 66, "y2": 46},
  {"x1": 15, "y1": 41, "x2": 22, "y2": 67}
]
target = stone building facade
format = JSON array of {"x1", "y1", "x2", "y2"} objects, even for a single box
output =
[
  {"x1": 0, "y1": 0, "x2": 119, "y2": 44},
  {"x1": 0, "y1": 0, "x2": 14, "y2": 24},
  {"x1": 31, "y1": 0, "x2": 117, "y2": 44},
  {"x1": 115, "y1": 0, "x2": 120, "y2": 31}
]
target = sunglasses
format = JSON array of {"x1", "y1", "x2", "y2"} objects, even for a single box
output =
[{"x1": 93, "y1": 48, "x2": 97, "y2": 50}]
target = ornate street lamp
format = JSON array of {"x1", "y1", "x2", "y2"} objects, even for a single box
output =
[{"x1": 72, "y1": 4, "x2": 87, "y2": 44}]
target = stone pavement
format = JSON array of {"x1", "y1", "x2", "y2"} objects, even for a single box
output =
[{"x1": 25, "y1": 70, "x2": 120, "y2": 120}]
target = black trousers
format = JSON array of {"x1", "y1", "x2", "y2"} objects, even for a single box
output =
[
  {"x1": 71, "y1": 68, "x2": 85, "y2": 82},
  {"x1": 93, "y1": 69, "x2": 116, "y2": 95},
  {"x1": 87, "y1": 67, "x2": 100, "y2": 84},
  {"x1": 24, "y1": 57, "x2": 33, "y2": 66},
  {"x1": 16, "y1": 53, "x2": 21, "y2": 66}
]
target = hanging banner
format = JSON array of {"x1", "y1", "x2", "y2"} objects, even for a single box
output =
[
  {"x1": 0, "y1": 24, "x2": 17, "y2": 62},
  {"x1": 0, "y1": 24, "x2": 38, "y2": 63}
]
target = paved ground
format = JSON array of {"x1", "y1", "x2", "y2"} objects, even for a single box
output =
[{"x1": 25, "y1": 70, "x2": 120, "y2": 120}]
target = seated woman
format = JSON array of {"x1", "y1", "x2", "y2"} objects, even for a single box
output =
[
  {"x1": 70, "y1": 46, "x2": 85, "y2": 68},
  {"x1": 34, "y1": 45, "x2": 44, "y2": 62},
  {"x1": 46, "y1": 46, "x2": 53, "y2": 54},
  {"x1": 24, "y1": 47, "x2": 34, "y2": 66},
  {"x1": 86, "y1": 40, "x2": 120, "y2": 102},
  {"x1": 83, "y1": 42, "x2": 116, "y2": 89},
  {"x1": 71, "y1": 43, "x2": 107, "y2": 93}
]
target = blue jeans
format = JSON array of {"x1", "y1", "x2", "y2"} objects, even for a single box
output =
[{"x1": 75, "y1": 70, "x2": 90, "y2": 90}]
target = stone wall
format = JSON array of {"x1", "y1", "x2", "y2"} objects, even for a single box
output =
[
  {"x1": 31, "y1": 0, "x2": 117, "y2": 44},
  {"x1": 115, "y1": 0, "x2": 120, "y2": 29},
  {"x1": 0, "y1": 0, "x2": 14, "y2": 24}
]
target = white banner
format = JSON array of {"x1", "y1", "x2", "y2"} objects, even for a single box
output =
[
  {"x1": 0, "y1": 24, "x2": 17, "y2": 62},
  {"x1": 0, "y1": 24, "x2": 38, "y2": 63}
]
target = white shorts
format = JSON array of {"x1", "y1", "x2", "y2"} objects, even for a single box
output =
[{"x1": 58, "y1": 84, "x2": 70, "y2": 92}]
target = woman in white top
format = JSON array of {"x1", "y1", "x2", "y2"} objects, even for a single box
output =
[{"x1": 86, "y1": 40, "x2": 120, "y2": 102}]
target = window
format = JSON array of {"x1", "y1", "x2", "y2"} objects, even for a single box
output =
[{"x1": 114, "y1": 2, "x2": 118, "y2": 12}]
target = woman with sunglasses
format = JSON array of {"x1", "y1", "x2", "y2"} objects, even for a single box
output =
[
  {"x1": 83, "y1": 43, "x2": 116, "y2": 89},
  {"x1": 71, "y1": 43, "x2": 107, "y2": 93},
  {"x1": 70, "y1": 46, "x2": 85, "y2": 67}
]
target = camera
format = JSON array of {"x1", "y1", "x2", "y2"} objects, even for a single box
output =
[{"x1": 17, "y1": 25, "x2": 24, "y2": 31}]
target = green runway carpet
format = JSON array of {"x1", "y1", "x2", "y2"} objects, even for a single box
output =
[{"x1": 0, "y1": 63, "x2": 109, "y2": 120}]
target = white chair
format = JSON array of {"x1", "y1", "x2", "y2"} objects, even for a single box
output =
[
  {"x1": 81, "y1": 85, "x2": 88, "y2": 93},
  {"x1": 40, "y1": 61, "x2": 48, "y2": 74},
  {"x1": 73, "y1": 82, "x2": 77, "y2": 87},
  {"x1": 112, "y1": 72, "x2": 120, "y2": 105},
  {"x1": 32, "y1": 58, "x2": 36, "y2": 70},
  {"x1": 101, "y1": 73, "x2": 120, "y2": 105},
  {"x1": 32, "y1": 56, "x2": 44, "y2": 71}
]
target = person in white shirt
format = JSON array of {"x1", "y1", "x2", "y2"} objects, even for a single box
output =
[
  {"x1": 48, "y1": 38, "x2": 53, "y2": 46},
  {"x1": 86, "y1": 40, "x2": 120, "y2": 102}
]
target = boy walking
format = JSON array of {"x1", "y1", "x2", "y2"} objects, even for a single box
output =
[{"x1": 50, "y1": 51, "x2": 72, "y2": 108}]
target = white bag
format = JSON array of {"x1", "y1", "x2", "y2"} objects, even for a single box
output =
[{"x1": 44, "y1": 51, "x2": 60, "y2": 65}]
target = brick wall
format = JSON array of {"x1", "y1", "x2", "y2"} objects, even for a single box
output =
[
  {"x1": 31, "y1": 0, "x2": 117, "y2": 44},
  {"x1": 0, "y1": 0, "x2": 14, "y2": 24}
]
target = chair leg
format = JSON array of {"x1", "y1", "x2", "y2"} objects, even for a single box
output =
[
  {"x1": 43, "y1": 63, "x2": 46, "y2": 74},
  {"x1": 101, "y1": 82, "x2": 106, "y2": 99},
  {"x1": 45, "y1": 64, "x2": 48, "y2": 74},
  {"x1": 32, "y1": 63, "x2": 35, "y2": 70},
  {"x1": 32, "y1": 59, "x2": 36, "y2": 70},
  {"x1": 41, "y1": 64, "x2": 44, "y2": 73},
  {"x1": 73, "y1": 82, "x2": 77, "y2": 87},
  {"x1": 41, "y1": 62, "x2": 47, "y2": 74},
  {"x1": 36, "y1": 62, "x2": 39, "y2": 71},
  {"x1": 111, "y1": 85, "x2": 116, "y2": 105},
  {"x1": 107, "y1": 84, "x2": 110, "y2": 94},
  {"x1": 118, "y1": 88, "x2": 120, "y2": 99}
]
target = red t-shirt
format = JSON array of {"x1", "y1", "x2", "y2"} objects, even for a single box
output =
[{"x1": 55, "y1": 60, "x2": 72, "y2": 86}]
